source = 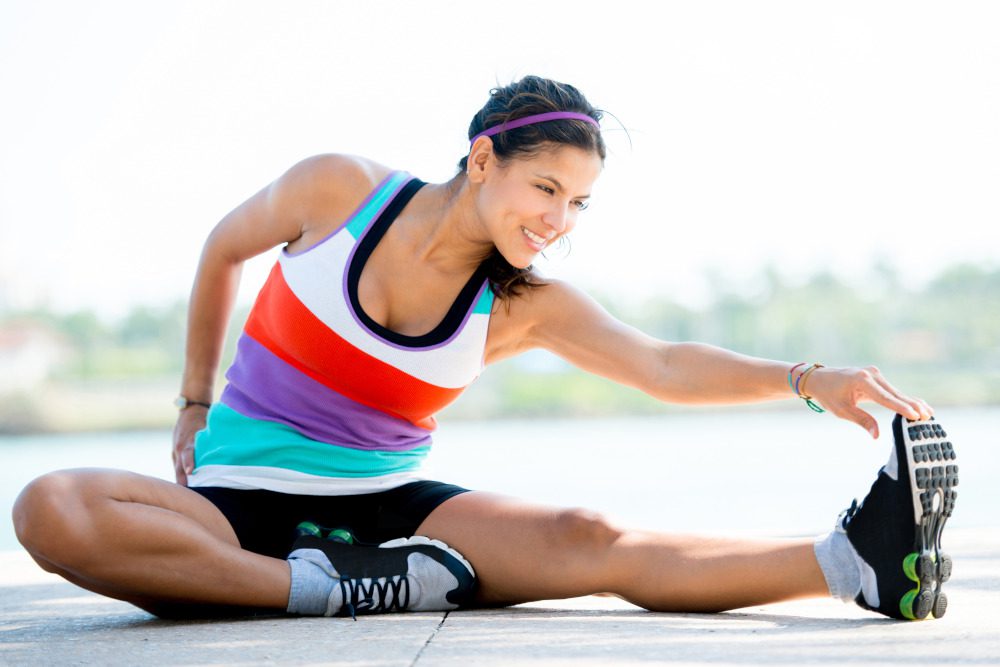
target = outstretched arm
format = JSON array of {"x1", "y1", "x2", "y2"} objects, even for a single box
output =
[{"x1": 515, "y1": 278, "x2": 932, "y2": 439}]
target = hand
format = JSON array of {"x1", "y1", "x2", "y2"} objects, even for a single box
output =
[
  {"x1": 172, "y1": 406, "x2": 208, "y2": 485},
  {"x1": 804, "y1": 365, "x2": 933, "y2": 439}
]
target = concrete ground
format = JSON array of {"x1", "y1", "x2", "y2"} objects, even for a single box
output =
[{"x1": 1, "y1": 528, "x2": 997, "y2": 666}]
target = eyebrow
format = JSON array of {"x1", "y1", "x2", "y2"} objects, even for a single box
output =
[{"x1": 534, "y1": 173, "x2": 591, "y2": 199}]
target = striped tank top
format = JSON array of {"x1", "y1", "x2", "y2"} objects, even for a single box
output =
[{"x1": 189, "y1": 170, "x2": 495, "y2": 494}]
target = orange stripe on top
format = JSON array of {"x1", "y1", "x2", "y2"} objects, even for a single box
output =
[{"x1": 244, "y1": 263, "x2": 462, "y2": 430}]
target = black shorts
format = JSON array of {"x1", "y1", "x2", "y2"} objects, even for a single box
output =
[{"x1": 190, "y1": 480, "x2": 471, "y2": 559}]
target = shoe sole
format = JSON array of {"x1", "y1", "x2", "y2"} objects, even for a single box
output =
[{"x1": 895, "y1": 414, "x2": 958, "y2": 620}]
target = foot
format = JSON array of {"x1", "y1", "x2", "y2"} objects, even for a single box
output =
[
  {"x1": 839, "y1": 413, "x2": 958, "y2": 620},
  {"x1": 287, "y1": 535, "x2": 477, "y2": 617}
]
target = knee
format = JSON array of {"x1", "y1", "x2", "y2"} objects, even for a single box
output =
[
  {"x1": 13, "y1": 470, "x2": 94, "y2": 566},
  {"x1": 549, "y1": 507, "x2": 622, "y2": 555}
]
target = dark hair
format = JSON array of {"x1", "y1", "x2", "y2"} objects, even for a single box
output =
[{"x1": 457, "y1": 75, "x2": 607, "y2": 302}]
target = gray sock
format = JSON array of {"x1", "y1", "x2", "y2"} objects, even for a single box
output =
[
  {"x1": 813, "y1": 529, "x2": 861, "y2": 602},
  {"x1": 287, "y1": 555, "x2": 343, "y2": 616}
]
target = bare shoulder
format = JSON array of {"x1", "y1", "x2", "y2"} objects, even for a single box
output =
[
  {"x1": 485, "y1": 274, "x2": 664, "y2": 392},
  {"x1": 279, "y1": 153, "x2": 394, "y2": 193},
  {"x1": 484, "y1": 274, "x2": 608, "y2": 364},
  {"x1": 273, "y1": 153, "x2": 394, "y2": 242}
]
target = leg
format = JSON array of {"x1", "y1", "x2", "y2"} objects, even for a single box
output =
[
  {"x1": 12, "y1": 468, "x2": 290, "y2": 615},
  {"x1": 416, "y1": 491, "x2": 829, "y2": 612}
]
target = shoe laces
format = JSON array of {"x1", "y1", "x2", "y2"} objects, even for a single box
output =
[
  {"x1": 337, "y1": 574, "x2": 411, "y2": 620},
  {"x1": 837, "y1": 498, "x2": 860, "y2": 531}
]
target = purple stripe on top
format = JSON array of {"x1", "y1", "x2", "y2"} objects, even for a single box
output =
[
  {"x1": 220, "y1": 333, "x2": 432, "y2": 452},
  {"x1": 282, "y1": 170, "x2": 400, "y2": 259}
]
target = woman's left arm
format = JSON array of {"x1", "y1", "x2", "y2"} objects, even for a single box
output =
[{"x1": 518, "y1": 278, "x2": 932, "y2": 439}]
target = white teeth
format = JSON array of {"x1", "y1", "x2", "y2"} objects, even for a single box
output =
[{"x1": 522, "y1": 227, "x2": 546, "y2": 245}]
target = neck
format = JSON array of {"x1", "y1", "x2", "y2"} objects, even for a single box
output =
[{"x1": 402, "y1": 173, "x2": 494, "y2": 276}]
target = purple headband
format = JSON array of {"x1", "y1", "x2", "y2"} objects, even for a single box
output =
[{"x1": 470, "y1": 111, "x2": 600, "y2": 146}]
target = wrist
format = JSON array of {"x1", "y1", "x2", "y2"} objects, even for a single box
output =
[
  {"x1": 174, "y1": 395, "x2": 213, "y2": 411},
  {"x1": 788, "y1": 362, "x2": 826, "y2": 413}
]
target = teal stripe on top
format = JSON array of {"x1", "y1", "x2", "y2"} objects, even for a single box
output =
[
  {"x1": 194, "y1": 403, "x2": 430, "y2": 478},
  {"x1": 472, "y1": 283, "x2": 495, "y2": 315},
  {"x1": 344, "y1": 171, "x2": 412, "y2": 240}
]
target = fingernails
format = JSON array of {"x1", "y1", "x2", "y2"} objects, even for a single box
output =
[{"x1": 868, "y1": 425, "x2": 878, "y2": 439}]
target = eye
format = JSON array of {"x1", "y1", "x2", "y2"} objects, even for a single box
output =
[{"x1": 537, "y1": 184, "x2": 589, "y2": 211}]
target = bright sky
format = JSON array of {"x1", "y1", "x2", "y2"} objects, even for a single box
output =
[{"x1": 1, "y1": 1, "x2": 998, "y2": 320}]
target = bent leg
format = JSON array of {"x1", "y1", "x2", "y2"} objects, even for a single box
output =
[
  {"x1": 415, "y1": 491, "x2": 829, "y2": 612},
  {"x1": 12, "y1": 468, "x2": 290, "y2": 615}
]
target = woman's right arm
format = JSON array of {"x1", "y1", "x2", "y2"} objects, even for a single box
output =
[{"x1": 172, "y1": 153, "x2": 369, "y2": 484}]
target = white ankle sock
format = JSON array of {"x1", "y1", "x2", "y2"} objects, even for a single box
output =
[
  {"x1": 287, "y1": 556, "x2": 343, "y2": 616},
  {"x1": 813, "y1": 529, "x2": 861, "y2": 602}
]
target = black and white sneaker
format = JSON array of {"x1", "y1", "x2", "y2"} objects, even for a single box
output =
[
  {"x1": 839, "y1": 413, "x2": 958, "y2": 620},
  {"x1": 288, "y1": 535, "x2": 477, "y2": 618}
]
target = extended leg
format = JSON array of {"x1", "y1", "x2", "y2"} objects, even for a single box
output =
[{"x1": 416, "y1": 491, "x2": 829, "y2": 612}]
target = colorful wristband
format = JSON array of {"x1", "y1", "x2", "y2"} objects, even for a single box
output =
[
  {"x1": 788, "y1": 362, "x2": 807, "y2": 393},
  {"x1": 790, "y1": 362, "x2": 826, "y2": 413}
]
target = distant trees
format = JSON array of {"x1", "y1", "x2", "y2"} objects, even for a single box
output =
[{"x1": 457, "y1": 262, "x2": 1000, "y2": 416}]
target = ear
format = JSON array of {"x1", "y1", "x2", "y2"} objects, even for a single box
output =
[{"x1": 467, "y1": 136, "x2": 494, "y2": 183}]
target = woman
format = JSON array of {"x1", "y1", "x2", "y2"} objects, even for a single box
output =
[{"x1": 13, "y1": 75, "x2": 957, "y2": 621}]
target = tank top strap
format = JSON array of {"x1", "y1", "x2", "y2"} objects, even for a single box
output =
[
  {"x1": 342, "y1": 170, "x2": 414, "y2": 241},
  {"x1": 281, "y1": 170, "x2": 413, "y2": 259}
]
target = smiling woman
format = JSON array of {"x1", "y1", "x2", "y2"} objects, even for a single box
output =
[
  {"x1": 454, "y1": 77, "x2": 607, "y2": 299},
  {"x1": 13, "y1": 74, "x2": 955, "y2": 623}
]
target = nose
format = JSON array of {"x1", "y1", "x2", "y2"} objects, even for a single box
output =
[{"x1": 542, "y1": 201, "x2": 572, "y2": 235}]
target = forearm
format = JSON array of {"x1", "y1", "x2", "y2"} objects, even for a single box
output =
[
  {"x1": 652, "y1": 342, "x2": 795, "y2": 405},
  {"x1": 179, "y1": 232, "x2": 244, "y2": 403}
]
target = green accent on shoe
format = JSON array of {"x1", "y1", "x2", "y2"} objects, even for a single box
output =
[
  {"x1": 903, "y1": 552, "x2": 920, "y2": 582},
  {"x1": 296, "y1": 521, "x2": 323, "y2": 538},
  {"x1": 900, "y1": 588, "x2": 919, "y2": 620},
  {"x1": 327, "y1": 528, "x2": 355, "y2": 545}
]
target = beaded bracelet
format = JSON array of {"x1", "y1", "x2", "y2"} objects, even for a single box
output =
[{"x1": 789, "y1": 362, "x2": 826, "y2": 413}]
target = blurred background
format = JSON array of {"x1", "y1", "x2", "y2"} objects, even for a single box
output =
[
  {"x1": 2, "y1": 0, "x2": 997, "y2": 432},
  {"x1": 1, "y1": 2, "x2": 997, "y2": 545}
]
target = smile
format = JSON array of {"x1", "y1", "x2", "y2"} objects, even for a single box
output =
[{"x1": 521, "y1": 227, "x2": 547, "y2": 247}]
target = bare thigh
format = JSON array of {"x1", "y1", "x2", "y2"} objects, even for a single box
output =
[
  {"x1": 415, "y1": 490, "x2": 622, "y2": 605},
  {"x1": 13, "y1": 468, "x2": 289, "y2": 614},
  {"x1": 415, "y1": 490, "x2": 827, "y2": 612}
]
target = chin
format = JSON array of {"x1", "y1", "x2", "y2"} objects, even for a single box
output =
[{"x1": 494, "y1": 246, "x2": 534, "y2": 271}]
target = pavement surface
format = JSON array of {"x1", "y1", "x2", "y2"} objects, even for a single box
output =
[{"x1": 1, "y1": 527, "x2": 998, "y2": 666}]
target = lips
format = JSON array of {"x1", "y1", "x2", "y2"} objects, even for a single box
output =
[{"x1": 521, "y1": 226, "x2": 548, "y2": 250}]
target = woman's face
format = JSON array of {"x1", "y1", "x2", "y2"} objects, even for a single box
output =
[{"x1": 472, "y1": 143, "x2": 604, "y2": 269}]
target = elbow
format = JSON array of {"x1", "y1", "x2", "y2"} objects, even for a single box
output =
[
  {"x1": 200, "y1": 225, "x2": 249, "y2": 268},
  {"x1": 645, "y1": 342, "x2": 699, "y2": 404}
]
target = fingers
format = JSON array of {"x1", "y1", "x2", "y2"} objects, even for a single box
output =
[
  {"x1": 171, "y1": 444, "x2": 194, "y2": 486},
  {"x1": 812, "y1": 365, "x2": 932, "y2": 439},
  {"x1": 833, "y1": 402, "x2": 879, "y2": 439},
  {"x1": 863, "y1": 376, "x2": 920, "y2": 421},
  {"x1": 864, "y1": 367, "x2": 933, "y2": 420},
  {"x1": 171, "y1": 410, "x2": 205, "y2": 486}
]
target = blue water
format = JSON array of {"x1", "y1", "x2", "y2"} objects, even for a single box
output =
[{"x1": 2, "y1": 406, "x2": 997, "y2": 551}]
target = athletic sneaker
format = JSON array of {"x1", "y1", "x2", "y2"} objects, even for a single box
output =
[
  {"x1": 287, "y1": 535, "x2": 477, "y2": 618},
  {"x1": 838, "y1": 413, "x2": 958, "y2": 620}
]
